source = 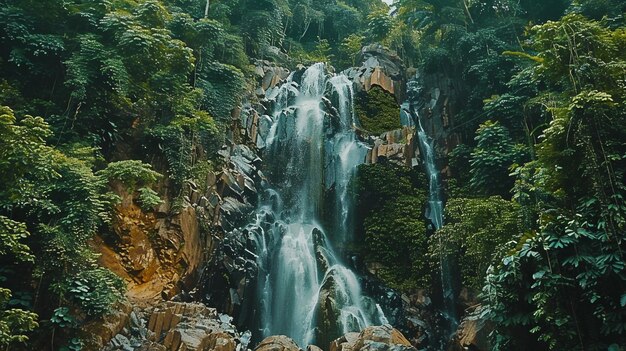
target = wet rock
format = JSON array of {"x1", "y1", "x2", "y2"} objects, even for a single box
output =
[
  {"x1": 406, "y1": 72, "x2": 462, "y2": 158},
  {"x1": 255, "y1": 335, "x2": 303, "y2": 351},
  {"x1": 307, "y1": 345, "x2": 324, "y2": 351}
]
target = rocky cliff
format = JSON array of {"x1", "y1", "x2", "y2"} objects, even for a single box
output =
[{"x1": 91, "y1": 44, "x2": 484, "y2": 351}]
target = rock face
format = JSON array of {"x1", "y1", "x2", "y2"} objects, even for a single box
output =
[
  {"x1": 407, "y1": 72, "x2": 463, "y2": 166},
  {"x1": 330, "y1": 325, "x2": 416, "y2": 351},
  {"x1": 82, "y1": 300, "x2": 133, "y2": 349},
  {"x1": 344, "y1": 44, "x2": 407, "y2": 102},
  {"x1": 255, "y1": 60, "x2": 291, "y2": 91},
  {"x1": 365, "y1": 127, "x2": 418, "y2": 167},
  {"x1": 96, "y1": 186, "x2": 210, "y2": 302}
]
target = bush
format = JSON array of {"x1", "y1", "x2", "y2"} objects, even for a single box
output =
[
  {"x1": 97, "y1": 160, "x2": 162, "y2": 192},
  {"x1": 138, "y1": 187, "x2": 162, "y2": 211},
  {"x1": 430, "y1": 197, "x2": 523, "y2": 290}
]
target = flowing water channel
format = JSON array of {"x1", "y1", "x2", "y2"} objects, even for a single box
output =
[
  {"x1": 249, "y1": 63, "x2": 387, "y2": 347},
  {"x1": 403, "y1": 81, "x2": 458, "y2": 341}
]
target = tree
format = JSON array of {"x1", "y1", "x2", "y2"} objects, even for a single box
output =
[{"x1": 469, "y1": 120, "x2": 527, "y2": 197}]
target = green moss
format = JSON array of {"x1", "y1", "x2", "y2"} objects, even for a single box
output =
[
  {"x1": 355, "y1": 163, "x2": 433, "y2": 292},
  {"x1": 355, "y1": 86, "x2": 401, "y2": 135}
]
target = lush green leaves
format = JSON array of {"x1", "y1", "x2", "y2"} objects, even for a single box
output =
[{"x1": 432, "y1": 197, "x2": 522, "y2": 289}]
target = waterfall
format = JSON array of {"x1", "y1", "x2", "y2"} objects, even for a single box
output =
[
  {"x1": 412, "y1": 107, "x2": 458, "y2": 338},
  {"x1": 251, "y1": 63, "x2": 386, "y2": 347}
]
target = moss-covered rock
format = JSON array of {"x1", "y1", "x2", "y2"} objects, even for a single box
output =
[
  {"x1": 354, "y1": 163, "x2": 433, "y2": 292},
  {"x1": 355, "y1": 86, "x2": 402, "y2": 135}
]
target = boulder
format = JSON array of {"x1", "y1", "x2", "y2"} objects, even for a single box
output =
[
  {"x1": 344, "y1": 44, "x2": 406, "y2": 102},
  {"x1": 330, "y1": 326, "x2": 416, "y2": 351},
  {"x1": 255, "y1": 335, "x2": 302, "y2": 351},
  {"x1": 456, "y1": 310, "x2": 491, "y2": 351},
  {"x1": 353, "y1": 325, "x2": 413, "y2": 350},
  {"x1": 330, "y1": 332, "x2": 359, "y2": 351},
  {"x1": 82, "y1": 300, "x2": 133, "y2": 350},
  {"x1": 205, "y1": 332, "x2": 237, "y2": 351}
]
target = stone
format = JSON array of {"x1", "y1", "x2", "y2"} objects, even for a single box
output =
[
  {"x1": 456, "y1": 311, "x2": 491, "y2": 351},
  {"x1": 330, "y1": 332, "x2": 359, "y2": 351},
  {"x1": 344, "y1": 44, "x2": 406, "y2": 102},
  {"x1": 255, "y1": 335, "x2": 303, "y2": 351},
  {"x1": 81, "y1": 300, "x2": 132, "y2": 350},
  {"x1": 330, "y1": 326, "x2": 416, "y2": 351},
  {"x1": 206, "y1": 332, "x2": 237, "y2": 351},
  {"x1": 352, "y1": 325, "x2": 413, "y2": 351}
]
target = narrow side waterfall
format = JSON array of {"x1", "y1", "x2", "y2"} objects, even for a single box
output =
[
  {"x1": 250, "y1": 63, "x2": 386, "y2": 347},
  {"x1": 413, "y1": 108, "x2": 458, "y2": 337}
]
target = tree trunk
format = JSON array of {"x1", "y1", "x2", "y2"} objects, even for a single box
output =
[{"x1": 204, "y1": 0, "x2": 210, "y2": 18}]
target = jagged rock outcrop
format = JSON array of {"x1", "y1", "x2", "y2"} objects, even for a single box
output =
[
  {"x1": 255, "y1": 60, "x2": 291, "y2": 92},
  {"x1": 330, "y1": 325, "x2": 416, "y2": 351},
  {"x1": 82, "y1": 300, "x2": 133, "y2": 350},
  {"x1": 96, "y1": 187, "x2": 210, "y2": 302},
  {"x1": 101, "y1": 302, "x2": 252, "y2": 351},
  {"x1": 407, "y1": 72, "x2": 463, "y2": 165},
  {"x1": 455, "y1": 305, "x2": 491, "y2": 351},
  {"x1": 365, "y1": 127, "x2": 418, "y2": 167},
  {"x1": 344, "y1": 44, "x2": 406, "y2": 102},
  {"x1": 181, "y1": 144, "x2": 263, "y2": 329}
]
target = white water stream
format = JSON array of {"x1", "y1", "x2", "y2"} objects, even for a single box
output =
[{"x1": 252, "y1": 63, "x2": 386, "y2": 346}]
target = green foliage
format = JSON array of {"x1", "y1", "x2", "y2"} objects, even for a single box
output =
[
  {"x1": 97, "y1": 160, "x2": 162, "y2": 192},
  {"x1": 148, "y1": 112, "x2": 220, "y2": 193},
  {"x1": 0, "y1": 216, "x2": 34, "y2": 263},
  {"x1": 356, "y1": 163, "x2": 432, "y2": 291},
  {"x1": 355, "y1": 86, "x2": 402, "y2": 135},
  {"x1": 470, "y1": 120, "x2": 528, "y2": 197},
  {"x1": 309, "y1": 37, "x2": 333, "y2": 63},
  {"x1": 340, "y1": 34, "x2": 365, "y2": 67},
  {"x1": 476, "y1": 14, "x2": 626, "y2": 350},
  {"x1": 138, "y1": 187, "x2": 162, "y2": 211},
  {"x1": 0, "y1": 288, "x2": 38, "y2": 348},
  {"x1": 0, "y1": 106, "x2": 125, "y2": 347},
  {"x1": 58, "y1": 268, "x2": 125, "y2": 316},
  {"x1": 198, "y1": 62, "x2": 246, "y2": 121},
  {"x1": 367, "y1": 10, "x2": 393, "y2": 42},
  {"x1": 431, "y1": 197, "x2": 522, "y2": 289},
  {"x1": 49, "y1": 307, "x2": 76, "y2": 329}
]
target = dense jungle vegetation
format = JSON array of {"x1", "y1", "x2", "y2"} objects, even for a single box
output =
[{"x1": 1, "y1": 0, "x2": 625, "y2": 350}]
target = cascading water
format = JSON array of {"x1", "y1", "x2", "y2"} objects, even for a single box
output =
[
  {"x1": 250, "y1": 63, "x2": 386, "y2": 347},
  {"x1": 410, "y1": 104, "x2": 458, "y2": 340}
]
